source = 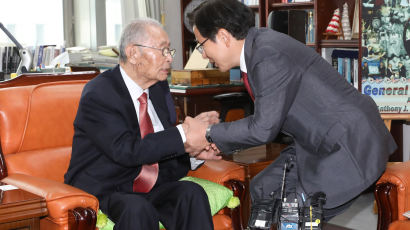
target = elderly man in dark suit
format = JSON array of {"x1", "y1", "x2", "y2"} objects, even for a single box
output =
[
  {"x1": 64, "y1": 18, "x2": 220, "y2": 230},
  {"x1": 184, "y1": 0, "x2": 397, "y2": 224}
]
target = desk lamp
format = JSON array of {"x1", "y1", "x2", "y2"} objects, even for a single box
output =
[{"x1": 0, "y1": 22, "x2": 32, "y2": 75}]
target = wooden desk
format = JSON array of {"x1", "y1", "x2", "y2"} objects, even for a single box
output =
[
  {"x1": 0, "y1": 188, "x2": 48, "y2": 229},
  {"x1": 223, "y1": 143, "x2": 287, "y2": 228},
  {"x1": 170, "y1": 84, "x2": 246, "y2": 123},
  {"x1": 381, "y1": 113, "x2": 410, "y2": 131}
]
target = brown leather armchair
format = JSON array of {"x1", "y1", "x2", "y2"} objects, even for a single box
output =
[
  {"x1": 374, "y1": 114, "x2": 410, "y2": 230},
  {"x1": 0, "y1": 79, "x2": 245, "y2": 230},
  {"x1": 387, "y1": 220, "x2": 410, "y2": 230},
  {"x1": 375, "y1": 161, "x2": 410, "y2": 230}
]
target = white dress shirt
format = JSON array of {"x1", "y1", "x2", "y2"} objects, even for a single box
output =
[
  {"x1": 120, "y1": 66, "x2": 203, "y2": 170},
  {"x1": 240, "y1": 41, "x2": 247, "y2": 74}
]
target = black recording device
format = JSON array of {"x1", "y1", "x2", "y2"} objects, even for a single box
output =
[
  {"x1": 248, "y1": 159, "x2": 326, "y2": 230},
  {"x1": 301, "y1": 192, "x2": 326, "y2": 230},
  {"x1": 278, "y1": 161, "x2": 299, "y2": 230}
]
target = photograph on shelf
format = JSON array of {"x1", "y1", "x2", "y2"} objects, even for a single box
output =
[{"x1": 361, "y1": 0, "x2": 410, "y2": 114}]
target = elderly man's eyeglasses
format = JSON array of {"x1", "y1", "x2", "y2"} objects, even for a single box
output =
[
  {"x1": 133, "y1": 44, "x2": 176, "y2": 57},
  {"x1": 195, "y1": 38, "x2": 209, "y2": 54}
]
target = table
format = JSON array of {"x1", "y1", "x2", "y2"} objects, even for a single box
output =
[
  {"x1": 223, "y1": 143, "x2": 287, "y2": 228},
  {"x1": 170, "y1": 84, "x2": 246, "y2": 123},
  {"x1": 0, "y1": 187, "x2": 48, "y2": 229}
]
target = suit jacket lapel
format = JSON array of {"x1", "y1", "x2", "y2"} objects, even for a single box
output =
[
  {"x1": 149, "y1": 82, "x2": 171, "y2": 129},
  {"x1": 110, "y1": 65, "x2": 141, "y2": 129}
]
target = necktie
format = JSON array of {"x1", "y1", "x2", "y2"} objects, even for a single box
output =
[
  {"x1": 133, "y1": 92, "x2": 159, "y2": 193},
  {"x1": 241, "y1": 71, "x2": 255, "y2": 101}
]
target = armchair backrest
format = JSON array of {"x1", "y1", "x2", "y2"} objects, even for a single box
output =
[{"x1": 0, "y1": 80, "x2": 88, "y2": 182}]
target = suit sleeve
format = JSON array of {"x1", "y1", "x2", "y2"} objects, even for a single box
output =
[
  {"x1": 75, "y1": 89, "x2": 186, "y2": 167},
  {"x1": 211, "y1": 52, "x2": 302, "y2": 153}
]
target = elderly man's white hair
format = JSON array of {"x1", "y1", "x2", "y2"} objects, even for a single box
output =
[{"x1": 119, "y1": 18, "x2": 163, "y2": 63}]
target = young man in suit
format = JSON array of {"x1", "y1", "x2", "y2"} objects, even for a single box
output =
[
  {"x1": 64, "y1": 18, "x2": 220, "y2": 230},
  {"x1": 184, "y1": 0, "x2": 397, "y2": 224}
]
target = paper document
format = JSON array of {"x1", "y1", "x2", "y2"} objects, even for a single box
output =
[{"x1": 184, "y1": 49, "x2": 209, "y2": 69}]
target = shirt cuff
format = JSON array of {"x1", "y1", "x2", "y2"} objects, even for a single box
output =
[
  {"x1": 190, "y1": 158, "x2": 205, "y2": 170},
  {"x1": 176, "y1": 124, "x2": 186, "y2": 143}
]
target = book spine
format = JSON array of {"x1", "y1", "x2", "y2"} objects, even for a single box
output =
[
  {"x1": 0, "y1": 47, "x2": 3, "y2": 72},
  {"x1": 353, "y1": 59, "x2": 358, "y2": 89},
  {"x1": 37, "y1": 45, "x2": 44, "y2": 68},
  {"x1": 337, "y1": 57, "x2": 344, "y2": 76},
  {"x1": 345, "y1": 58, "x2": 351, "y2": 84}
]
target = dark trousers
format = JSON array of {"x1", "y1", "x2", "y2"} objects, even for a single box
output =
[
  {"x1": 99, "y1": 180, "x2": 214, "y2": 230},
  {"x1": 250, "y1": 146, "x2": 354, "y2": 221}
]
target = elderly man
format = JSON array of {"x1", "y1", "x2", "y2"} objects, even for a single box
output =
[{"x1": 64, "y1": 18, "x2": 218, "y2": 230}]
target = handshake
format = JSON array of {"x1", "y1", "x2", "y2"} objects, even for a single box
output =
[{"x1": 181, "y1": 111, "x2": 222, "y2": 161}]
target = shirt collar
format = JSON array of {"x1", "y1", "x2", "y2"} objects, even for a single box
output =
[
  {"x1": 119, "y1": 65, "x2": 149, "y2": 102},
  {"x1": 240, "y1": 41, "x2": 247, "y2": 74}
]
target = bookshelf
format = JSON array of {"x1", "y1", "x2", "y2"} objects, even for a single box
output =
[
  {"x1": 266, "y1": 0, "x2": 362, "y2": 89},
  {"x1": 265, "y1": 0, "x2": 361, "y2": 51},
  {"x1": 180, "y1": 0, "x2": 362, "y2": 87}
]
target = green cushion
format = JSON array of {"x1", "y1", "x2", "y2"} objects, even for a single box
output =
[{"x1": 96, "y1": 176, "x2": 240, "y2": 230}]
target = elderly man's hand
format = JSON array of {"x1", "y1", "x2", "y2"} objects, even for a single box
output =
[
  {"x1": 194, "y1": 111, "x2": 220, "y2": 125},
  {"x1": 183, "y1": 116, "x2": 209, "y2": 154}
]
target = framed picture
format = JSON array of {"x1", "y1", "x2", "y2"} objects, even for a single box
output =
[{"x1": 361, "y1": 0, "x2": 410, "y2": 114}]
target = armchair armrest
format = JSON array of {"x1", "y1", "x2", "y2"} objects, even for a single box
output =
[
  {"x1": 375, "y1": 161, "x2": 410, "y2": 230},
  {"x1": 188, "y1": 160, "x2": 246, "y2": 230},
  {"x1": 2, "y1": 173, "x2": 98, "y2": 229},
  {"x1": 388, "y1": 220, "x2": 410, "y2": 230},
  {"x1": 188, "y1": 160, "x2": 245, "y2": 185}
]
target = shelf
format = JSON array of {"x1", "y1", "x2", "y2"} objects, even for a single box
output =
[
  {"x1": 248, "y1": 5, "x2": 260, "y2": 10},
  {"x1": 270, "y1": 2, "x2": 314, "y2": 10},
  {"x1": 306, "y1": 42, "x2": 315, "y2": 47},
  {"x1": 320, "y1": 39, "x2": 359, "y2": 48}
]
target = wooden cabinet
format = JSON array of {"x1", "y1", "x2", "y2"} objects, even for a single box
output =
[
  {"x1": 0, "y1": 188, "x2": 48, "y2": 230},
  {"x1": 170, "y1": 84, "x2": 246, "y2": 123},
  {"x1": 264, "y1": 0, "x2": 362, "y2": 88},
  {"x1": 265, "y1": 0, "x2": 361, "y2": 50}
]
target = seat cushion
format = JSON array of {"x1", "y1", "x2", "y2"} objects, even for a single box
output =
[{"x1": 5, "y1": 147, "x2": 71, "y2": 183}]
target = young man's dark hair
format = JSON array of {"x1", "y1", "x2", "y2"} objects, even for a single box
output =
[{"x1": 189, "y1": 0, "x2": 255, "y2": 41}]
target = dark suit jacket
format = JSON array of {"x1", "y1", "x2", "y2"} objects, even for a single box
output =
[
  {"x1": 64, "y1": 65, "x2": 189, "y2": 199},
  {"x1": 211, "y1": 28, "x2": 397, "y2": 209}
]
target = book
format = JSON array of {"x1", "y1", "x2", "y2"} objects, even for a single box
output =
[
  {"x1": 353, "y1": 59, "x2": 358, "y2": 89},
  {"x1": 0, "y1": 46, "x2": 4, "y2": 72},
  {"x1": 344, "y1": 58, "x2": 351, "y2": 84},
  {"x1": 37, "y1": 45, "x2": 44, "y2": 68}
]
